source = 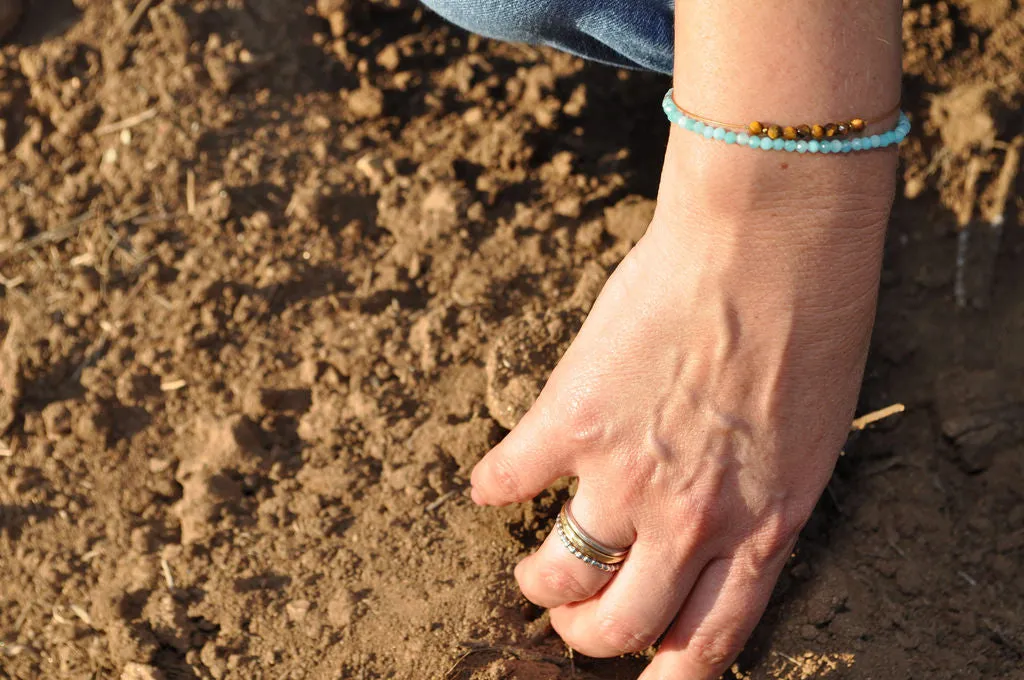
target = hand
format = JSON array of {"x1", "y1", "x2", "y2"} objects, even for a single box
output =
[{"x1": 471, "y1": 132, "x2": 894, "y2": 678}]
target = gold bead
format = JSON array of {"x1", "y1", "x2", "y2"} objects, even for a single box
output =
[
  {"x1": 767, "y1": 125, "x2": 782, "y2": 140},
  {"x1": 811, "y1": 124, "x2": 825, "y2": 139},
  {"x1": 824, "y1": 123, "x2": 837, "y2": 137},
  {"x1": 782, "y1": 126, "x2": 798, "y2": 140},
  {"x1": 850, "y1": 118, "x2": 866, "y2": 132},
  {"x1": 797, "y1": 124, "x2": 811, "y2": 139}
]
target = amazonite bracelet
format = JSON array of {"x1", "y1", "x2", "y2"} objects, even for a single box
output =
[{"x1": 662, "y1": 89, "x2": 910, "y2": 154}]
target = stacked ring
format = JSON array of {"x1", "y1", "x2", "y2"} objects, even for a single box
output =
[{"x1": 555, "y1": 500, "x2": 630, "y2": 572}]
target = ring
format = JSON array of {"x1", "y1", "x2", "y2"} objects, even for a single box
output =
[{"x1": 554, "y1": 498, "x2": 630, "y2": 572}]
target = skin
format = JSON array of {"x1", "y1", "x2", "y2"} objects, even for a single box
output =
[{"x1": 472, "y1": 1, "x2": 903, "y2": 677}]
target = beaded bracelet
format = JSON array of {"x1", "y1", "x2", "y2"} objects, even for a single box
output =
[{"x1": 662, "y1": 89, "x2": 910, "y2": 154}]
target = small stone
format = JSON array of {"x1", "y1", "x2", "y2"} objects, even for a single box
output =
[
  {"x1": 121, "y1": 663, "x2": 165, "y2": 680},
  {"x1": 285, "y1": 599, "x2": 311, "y2": 623},
  {"x1": 782, "y1": 126, "x2": 798, "y2": 140},
  {"x1": 825, "y1": 123, "x2": 838, "y2": 137},
  {"x1": 837, "y1": 122, "x2": 849, "y2": 135},
  {"x1": 811, "y1": 124, "x2": 825, "y2": 139},
  {"x1": 748, "y1": 121, "x2": 764, "y2": 135},
  {"x1": 767, "y1": 125, "x2": 782, "y2": 139},
  {"x1": 797, "y1": 124, "x2": 811, "y2": 139},
  {"x1": 850, "y1": 118, "x2": 866, "y2": 132}
]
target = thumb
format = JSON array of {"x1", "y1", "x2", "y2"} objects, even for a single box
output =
[{"x1": 472, "y1": 402, "x2": 573, "y2": 505}]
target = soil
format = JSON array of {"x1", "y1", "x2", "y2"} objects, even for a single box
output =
[{"x1": 1, "y1": 1, "x2": 1023, "y2": 679}]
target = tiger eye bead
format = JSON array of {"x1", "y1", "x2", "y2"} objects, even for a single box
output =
[
  {"x1": 749, "y1": 121, "x2": 764, "y2": 135},
  {"x1": 783, "y1": 126, "x2": 798, "y2": 140},
  {"x1": 824, "y1": 123, "x2": 837, "y2": 137},
  {"x1": 767, "y1": 125, "x2": 782, "y2": 140},
  {"x1": 797, "y1": 124, "x2": 811, "y2": 139},
  {"x1": 850, "y1": 118, "x2": 866, "y2": 132},
  {"x1": 836, "y1": 122, "x2": 849, "y2": 135},
  {"x1": 811, "y1": 124, "x2": 825, "y2": 139}
]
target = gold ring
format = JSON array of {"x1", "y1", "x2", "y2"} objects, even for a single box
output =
[{"x1": 554, "y1": 499, "x2": 630, "y2": 572}]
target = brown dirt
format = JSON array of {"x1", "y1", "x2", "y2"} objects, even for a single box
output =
[{"x1": 1, "y1": 1, "x2": 1023, "y2": 678}]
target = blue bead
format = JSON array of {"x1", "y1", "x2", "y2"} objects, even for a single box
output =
[
  {"x1": 830, "y1": 140, "x2": 842, "y2": 152},
  {"x1": 760, "y1": 137, "x2": 774, "y2": 150},
  {"x1": 820, "y1": 143, "x2": 831, "y2": 154},
  {"x1": 772, "y1": 138, "x2": 785, "y2": 150},
  {"x1": 684, "y1": 118, "x2": 695, "y2": 131},
  {"x1": 703, "y1": 126, "x2": 715, "y2": 139},
  {"x1": 841, "y1": 141, "x2": 853, "y2": 153},
  {"x1": 784, "y1": 140, "x2": 797, "y2": 152},
  {"x1": 851, "y1": 138, "x2": 864, "y2": 151},
  {"x1": 737, "y1": 132, "x2": 750, "y2": 145},
  {"x1": 724, "y1": 131, "x2": 737, "y2": 145},
  {"x1": 795, "y1": 141, "x2": 808, "y2": 153},
  {"x1": 748, "y1": 136, "x2": 761, "y2": 149},
  {"x1": 693, "y1": 121, "x2": 705, "y2": 134},
  {"x1": 870, "y1": 135, "x2": 881, "y2": 148},
  {"x1": 808, "y1": 140, "x2": 820, "y2": 153},
  {"x1": 713, "y1": 127, "x2": 726, "y2": 141},
  {"x1": 881, "y1": 131, "x2": 895, "y2": 147}
]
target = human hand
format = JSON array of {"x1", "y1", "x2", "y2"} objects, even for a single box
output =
[{"x1": 471, "y1": 129, "x2": 895, "y2": 678}]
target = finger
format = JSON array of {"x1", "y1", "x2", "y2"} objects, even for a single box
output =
[
  {"x1": 471, "y1": 401, "x2": 573, "y2": 506},
  {"x1": 515, "y1": 489, "x2": 634, "y2": 609},
  {"x1": 549, "y1": 539, "x2": 707, "y2": 657},
  {"x1": 639, "y1": 548, "x2": 792, "y2": 680}
]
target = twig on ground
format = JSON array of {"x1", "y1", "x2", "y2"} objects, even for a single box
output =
[
  {"x1": 426, "y1": 490, "x2": 456, "y2": 512},
  {"x1": 160, "y1": 378, "x2": 187, "y2": 392},
  {"x1": 0, "y1": 212, "x2": 93, "y2": 265},
  {"x1": 850, "y1": 404, "x2": 905, "y2": 431},
  {"x1": 94, "y1": 107, "x2": 158, "y2": 136},
  {"x1": 161, "y1": 557, "x2": 176, "y2": 590},
  {"x1": 124, "y1": 0, "x2": 157, "y2": 34}
]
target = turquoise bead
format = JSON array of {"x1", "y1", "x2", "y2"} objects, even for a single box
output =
[
  {"x1": 737, "y1": 132, "x2": 750, "y2": 145},
  {"x1": 870, "y1": 135, "x2": 881, "y2": 148},
  {"x1": 851, "y1": 138, "x2": 864, "y2": 151},
  {"x1": 820, "y1": 143, "x2": 831, "y2": 154},
  {"x1": 772, "y1": 138, "x2": 785, "y2": 151},
  {"x1": 841, "y1": 141, "x2": 853, "y2": 153},
  {"x1": 748, "y1": 136, "x2": 761, "y2": 149},
  {"x1": 683, "y1": 118, "x2": 695, "y2": 131},
  {"x1": 693, "y1": 121, "x2": 705, "y2": 134},
  {"x1": 829, "y1": 140, "x2": 842, "y2": 152},
  {"x1": 880, "y1": 131, "x2": 894, "y2": 147},
  {"x1": 784, "y1": 140, "x2": 797, "y2": 152},
  {"x1": 703, "y1": 126, "x2": 715, "y2": 139},
  {"x1": 808, "y1": 140, "x2": 820, "y2": 153},
  {"x1": 760, "y1": 137, "x2": 774, "y2": 150},
  {"x1": 713, "y1": 127, "x2": 726, "y2": 141},
  {"x1": 724, "y1": 131, "x2": 737, "y2": 145},
  {"x1": 795, "y1": 141, "x2": 808, "y2": 153}
]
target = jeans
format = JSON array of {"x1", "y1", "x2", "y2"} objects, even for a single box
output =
[{"x1": 420, "y1": 0, "x2": 674, "y2": 75}]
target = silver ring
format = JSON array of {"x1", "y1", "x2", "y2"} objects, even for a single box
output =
[{"x1": 554, "y1": 498, "x2": 630, "y2": 572}]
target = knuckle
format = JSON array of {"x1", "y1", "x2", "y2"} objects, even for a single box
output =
[
  {"x1": 533, "y1": 564, "x2": 590, "y2": 602},
  {"x1": 688, "y1": 630, "x2": 743, "y2": 670},
  {"x1": 486, "y1": 454, "x2": 522, "y2": 499},
  {"x1": 558, "y1": 388, "x2": 607, "y2": 447},
  {"x1": 595, "y1": 614, "x2": 659, "y2": 654},
  {"x1": 751, "y1": 509, "x2": 807, "y2": 561}
]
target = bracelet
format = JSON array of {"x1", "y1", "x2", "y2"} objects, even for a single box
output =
[{"x1": 662, "y1": 89, "x2": 910, "y2": 154}]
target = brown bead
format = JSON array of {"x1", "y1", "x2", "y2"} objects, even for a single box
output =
[
  {"x1": 824, "y1": 123, "x2": 837, "y2": 137},
  {"x1": 767, "y1": 125, "x2": 782, "y2": 140},
  {"x1": 836, "y1": 122, "x2": 849, "y2": 135},
  {"x1": 783, "y1": 126, "x2": 798, "y2": 140},
  {"x1": 850, "y1": 118, "x2": 866, "y2": 132},
  {"x1": 797, "y1": 124, "x2": 811, "y2": 139},
  {"x1": 748, "y1": 121, "x2": 764, "y2": 135},
  {"x1": 811, "y1": 124, "x2": 825, "y2": 139}
]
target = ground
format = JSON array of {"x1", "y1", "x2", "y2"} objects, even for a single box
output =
[{"x1": 0, "y1": 1, "x2": 1023, "y2": 679}]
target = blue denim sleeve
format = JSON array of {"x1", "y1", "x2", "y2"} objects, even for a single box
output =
[{"x1": 420, "y1": 0, "x2": 674, "y2": 74}]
